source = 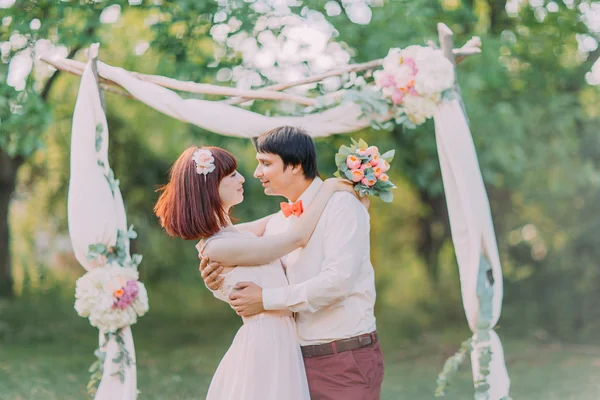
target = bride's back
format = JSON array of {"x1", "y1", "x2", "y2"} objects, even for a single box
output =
[{"x1": 197, "y1": 229, "x2": 289, "y2": 299}]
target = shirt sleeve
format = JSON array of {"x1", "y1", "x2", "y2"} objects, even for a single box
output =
[{"x1": 262, "y1": 192, "x2": 369, "y2": 313}]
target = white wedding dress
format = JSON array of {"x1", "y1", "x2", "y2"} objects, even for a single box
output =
[{"x1": 197, "y1": 230, "x2": 310, "y2": 400}]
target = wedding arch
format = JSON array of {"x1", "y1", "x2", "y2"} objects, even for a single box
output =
[{"x1": 43, "y1": 23, "x2": 511, "y2": 400}]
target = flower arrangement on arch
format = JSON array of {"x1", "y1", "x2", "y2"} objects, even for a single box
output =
[{"x1": 373, "y1": 45, "x2": 455, "y2": 128}]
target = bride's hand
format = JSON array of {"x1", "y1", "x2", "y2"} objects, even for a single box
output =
[
  {"x1": 323, "y1": 178, "x2": 370, "y2": 210},
  {"x1": 323, "y1": 178, "x2": 354, "y2": 193}
]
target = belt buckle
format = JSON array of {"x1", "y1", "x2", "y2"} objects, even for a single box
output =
[{"x1": 358, "y1": 335, "x2": 370, "y2": 347}]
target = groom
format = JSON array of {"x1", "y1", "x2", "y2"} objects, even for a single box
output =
[{"x1": 201, "y1": 126, "x2": 384, "y2": 399}]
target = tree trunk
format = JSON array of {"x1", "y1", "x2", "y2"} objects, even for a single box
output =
[
  {"x1": 0, "y1": 148, "x2": 23, "y2": 298},
  {"x1": 488, "y1": 0, "x2": 508, "y2": 34},
  {"x1": 416, "y1": 190, "x2": 450, "y2": 284}
]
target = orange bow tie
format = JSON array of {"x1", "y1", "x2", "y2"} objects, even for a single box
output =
[{"x1": 280, "y1": 200, "x2": 304, "y2": 218}]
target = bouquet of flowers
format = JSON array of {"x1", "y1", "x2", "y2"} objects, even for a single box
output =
[
  {"x1": 75, "y1": 264, "x2": 149, "y2": 333},
  {"x1": 373, "y1": 45, "x2": 455, "y2": 127},
  {"x1": 334, "y1": 138, "x2": 396, "y2": 202}
]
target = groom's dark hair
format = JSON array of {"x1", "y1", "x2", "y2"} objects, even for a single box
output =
[{"x1": 252, "y1": 126, "x2": 319, "y2": 179}]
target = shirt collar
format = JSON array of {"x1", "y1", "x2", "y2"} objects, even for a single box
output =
[{"x1": 293, "y1": 177, "x2": 323, "y2": 208}]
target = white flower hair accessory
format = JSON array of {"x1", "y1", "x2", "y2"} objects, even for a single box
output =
[{"x1": 192, "y1": 148, "x2": 216, "y2": 176}]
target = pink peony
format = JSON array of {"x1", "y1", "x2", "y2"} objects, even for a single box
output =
[
  {"x1": 370, "y1": 154, "x2": 380, "y2": 166},
  {"x1": 360, "y1": 162, "x2": 372, "y2": 171},
  {"x1": 392, "y1": 89, "x2": 404, "y2": 105},
  {"x1": 350, "y1": 169, "x2": 365, "y2": 182},
  {"x1": 361, "y1": 177, "x2": 377, "y2": 187},
  {"x1": 346, "y1": 155, "x2": 361, "y2": 170},
  {"x1": 403, "y1": 57, "x2": 418, "y2": 75},
  {"x1": 379, "y1": 173, "x2": 389, "y2": 182},
  {"x1": 380, "y1": 160, "x2": 390, "y2": 173},
  {"x1": 356, "y1": 148, "x2": 368, "y2": 156},
  {"x1": 372, "y1": 166, "x2": 382, "y2": 178},
  {"x1": 366, "y1": 146, "x2": 379, "y2": 156},
  {"x1": 379, "y1": 73, "x2": 396, "y2": 88},
  {"x1": 113, "y1": 280, "x2": 139, "y2": 310}
]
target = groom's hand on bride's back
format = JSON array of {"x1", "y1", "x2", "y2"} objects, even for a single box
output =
[
  {"x1": 199, "y1": 255, "x2": 224, "y2": 290},
  {"x1": 229, "y1": 282, "x2": 264, "y2": 317}
]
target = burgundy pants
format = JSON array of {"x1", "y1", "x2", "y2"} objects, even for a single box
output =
[{"x1": 303, "y1": 342, "x2": 385, "y2": 400}]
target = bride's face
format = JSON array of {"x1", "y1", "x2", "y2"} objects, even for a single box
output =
[{"x1": 218, "y1": 170, "x2": 245, "y2": 208}]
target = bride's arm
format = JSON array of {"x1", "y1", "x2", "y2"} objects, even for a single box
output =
[
  {"x1": 203, "y1": 179, "x2": 353, "y2": 267},
  {"x1": 234, "y1": 213, "x2": 276, "y2": 237}
]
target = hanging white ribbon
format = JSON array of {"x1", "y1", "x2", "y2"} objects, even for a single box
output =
[
  {"x1": 434, "y1": 100, "x2": 510, "y2": 399},
  {"x1": 69, "y1": 61, "x2": 137, "y2": 400}
]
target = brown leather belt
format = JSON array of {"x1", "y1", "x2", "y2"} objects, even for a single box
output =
[{"x1": 301, "y1": 331, "x2": 378, "y2": 358}]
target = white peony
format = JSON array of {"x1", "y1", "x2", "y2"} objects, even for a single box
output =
[{"x1": 402, "y1": 95, "x2": 439, "y2": 125}]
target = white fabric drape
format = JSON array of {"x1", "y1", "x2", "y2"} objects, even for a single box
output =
[
  {"x1": 69, "y1": 59, "x2": 509, "y2": 398},
  {"x1": 69, "y1": 61, "x2": 137, "y2": 400},
  {"x1": 434, "y1": 100, "x2": 510, "y2": 399},
  {"x1": 97, "y1": 62, "x2": 374, "y2": 138}
]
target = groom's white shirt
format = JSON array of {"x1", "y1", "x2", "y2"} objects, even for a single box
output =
[{"x1": 262, "y1": 178, "x2": 377, "y2": 346}]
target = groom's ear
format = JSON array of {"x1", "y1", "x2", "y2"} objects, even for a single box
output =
[{"x1": 290, "y1": 163, "x2": 303, "y2": 176}]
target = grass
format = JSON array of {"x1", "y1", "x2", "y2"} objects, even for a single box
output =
[{"x1": 1, "y1": 284, "x2": 600, "y2": 399}]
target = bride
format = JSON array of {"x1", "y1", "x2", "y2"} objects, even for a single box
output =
[{"x1": 154, "y1": 145, "x2": 360, "y2": 399}]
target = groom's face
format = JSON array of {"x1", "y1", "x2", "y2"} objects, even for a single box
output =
[{"x1": 254, "y1": 152, "x2": 301, "y2": 197}]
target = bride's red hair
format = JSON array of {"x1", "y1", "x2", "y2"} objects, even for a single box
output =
[{"x1": 154, "y1": 146, "x2": 237, "y2": 240}]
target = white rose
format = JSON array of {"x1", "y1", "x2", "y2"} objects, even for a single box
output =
[{"x1": 192, "y1": 149, "x2": 216, "y2": 175}]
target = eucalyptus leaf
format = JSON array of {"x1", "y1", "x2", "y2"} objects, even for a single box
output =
[
  {"x1": 381, "y1": 150, "x2": 395, "y2": 162},
  {"x1": 379, "y1": 190, "x2": 394, "y2": 203},
  {"x1": 338, "y1": 145, "x2": 352, "y2": 156},
  {"x1": 335, "y1": 153, "x2": 347, "y2": 166}
]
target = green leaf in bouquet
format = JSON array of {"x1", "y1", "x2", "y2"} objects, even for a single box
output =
[
  {"x1": 126, "y1": 225, "x2": 138, "y2": 240},
  {"x1": 395, "y1": 114, "x2": 408, "y2": 125},
  {"x1": 333, "y1": 170, "x2": 341, "y2": 178},
  {"x1": 376, "y1": 180, "x2": 393, "y2": 189},
  {"x1": 338, "y1": 145, "x2": 352, "y2": 156},
  {"x1": 344, "y1": 170, "x2": 354, "y2": 181},
  {"x1": 403, "y1": 119, "x2": 418, "y2": 130},
  {"x1": 368, "y1": 188, "x2": 376, "y2": 195},
  {"x1": 358, "y1": 138, "x2": 369, "y2": 149},
  {"x1": 381, "y1": 149, "x2": 395, "y2": 162},
  {"x1": 379, "y1": 190, "x2": 394, "y2": 203},
  {"x1": 340, "y1": 163, "x2": 349, "y2": 172},
  {"x1": 131, "y1": 254, "x2": 143, "y2": 268},
  {"x1": 381, "y1": 120, "x2": 395, "y2": 131},
  {"x1": 335, "y1": 153, "x2": 347, "y2": 166},
  {"x1": 351, "y1": 138, "x2": 359, "y2": 147}
]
